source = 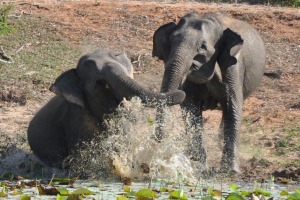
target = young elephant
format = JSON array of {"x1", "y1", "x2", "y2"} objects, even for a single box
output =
[
  {"x1": 27, "y1": 49, "x2": 185, "y2": 168},
  {"x1": 153, "y1": 12, "x2": 266, "y2": 172}
]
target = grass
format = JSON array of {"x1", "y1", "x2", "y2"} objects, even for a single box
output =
[
  {"x1": 0, "y1": 15, "x2": 82, "y2": 100},
  {"x1": 0, "y1": 4, "x2": 14, "y2": 35}
]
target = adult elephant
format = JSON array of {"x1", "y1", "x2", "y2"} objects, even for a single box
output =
[
  {"x1": 27, "y1": 49, "x2": 185, "y2": 168},
  {"x1": 152, "y1": 12, "x2": 265, "y2": 172}
]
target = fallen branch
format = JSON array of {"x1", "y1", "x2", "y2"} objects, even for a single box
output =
[
  {"x1": 132, "y1": 54, "x2": 142, "y2": 68},
  {"x1": 15, "y1": 45, "x2": 24, "y2": 54},
  {"x1": 8, "y1": 10, "x2": 23, "y2": 19},
  {"x1": 0, "y1": 46, "x2": 14, "y2": 64},
  {"x1": 19, "y1": 2, "x2": 49, "y2": 10}
]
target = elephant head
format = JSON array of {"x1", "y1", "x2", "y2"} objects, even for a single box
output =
[
  {"x1": 152, "y1": 12, "x2": 244, "y2": 92},
  {"x1": 50, "y1": 49, "x2": 186, "y2": 119}
]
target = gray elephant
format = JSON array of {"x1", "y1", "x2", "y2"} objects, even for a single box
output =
[
  {"x1": 152, "y1": 12, "x2": 265, "y2": 172},
  {"x1": 27, "y1": 49, "x2": 185, "y2": 168}
]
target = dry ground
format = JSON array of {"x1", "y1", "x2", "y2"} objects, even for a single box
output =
[{"x1": 0, "y1": 0, "x2": 299, "y2": 181}]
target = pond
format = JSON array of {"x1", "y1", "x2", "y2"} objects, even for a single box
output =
[{"x1": 1, "y1": 177, "x2": 300, "y2": 199}]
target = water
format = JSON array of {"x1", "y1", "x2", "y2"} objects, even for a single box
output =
[
  {"x1": 0, "y1": 179, "x2": 298, "y2": 199},
  {"x1": 67, "y1": 97, "x2": 198, "y2": 181}
]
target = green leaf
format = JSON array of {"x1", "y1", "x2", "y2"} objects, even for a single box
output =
[
  {"x1": 12, "y1": 189, "x2": 23, "y2": 195},
  {"x1": 146, "y1": 116, "x2": 154, "y2": 126},
  {"x1": 296, "y1": 188, "x2": 300, "y2": 194},
  {"x1": 72, "y1": 188, "x2": 94, "y2": 195},
  {"x1": 117, "y1": 196, "x2": 129, "y2": 200},
  {"x1": 58, "y1": 187, "x2": 69, "y2": 196},
  {"x1": 160, "y1": 187, "x2": 168, "y2": 192},
  {"x1": 66, "y1": 194, "x2": 81, "y2": 200},
  {"x1": 20, "y1": 194, "x2": 31, "y2": 200},
  {"x1": 56, "y1": 194, "x2": 66, "y2": 200},
  {"x1": 0, "y1": 191, "x2": 8, "y2": 197},
  {"x1": 53, "y1": 178, "x2": 77, "y2": 185},
  {"x1": 135, "y1": 188, "x2": 158, "y2": 199},
  {"x1": 168, "y1": 190, "x2": 188, "y2": 200},
  {"x1": 240, "y1": 190, "x2": 251, "y2": 196},
  {"x1": 229, "y1": 184, "x2": 240, "y2": 192},
  {"x1": 225, "y1": 192, "x2": 245, "y2": 200},
  {"x1": 269, "y1": 175, "x2": 275, "y2": 182},
  {"x1": 288, "y1": 192, "x2": 300, "y2": 200},
  {"x1": 280, "y1": 190, "x2": 289, "y2": 196},
  {"x1": 254, "y1": 189, "x2": 271, "y2": 197},
  {"x1": 123, "y1": 186, "x2": 131, "y2": 193}
]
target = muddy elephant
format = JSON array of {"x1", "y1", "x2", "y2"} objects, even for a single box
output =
[
  {"x1": 152, "y1": 12, "x2": 265, "y2": 172},
  {"x1": 27, "y1": 49, "x2": 185, "y2": 168}
]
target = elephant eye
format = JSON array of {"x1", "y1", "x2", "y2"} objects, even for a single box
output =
[
  {"x1": 201, "y1": 43, "x2": 207, "y2": 51},
  {"x1": 197, "y1": 43, "x2": 208, "y2": 55},
  {"x1": 96, "y1": 79, "x2": 106, "y2": 86},
  {"x1": 96, "y1": 79, "x2": 110, "y2": 89}
]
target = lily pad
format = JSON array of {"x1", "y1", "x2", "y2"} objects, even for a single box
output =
[
  {"x1": 225, "y1": 192, "x2": 245, "y2": 200},
  {"x1": 135, "y1": 188, "x2": 158, "y2": 199},
  {"x1": 169, "y1": 189, "x2": 188, "y2": 200},
  {"x1": 20, "y1": 194, "x2": 31, "y2": 200},
  {"x1": 72, "y1": 188, "x2": 94, "y2": 195}
]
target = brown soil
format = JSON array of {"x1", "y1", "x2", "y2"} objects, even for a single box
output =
[{"x1": 0, "y1": 0, "x2": 299, "y2": 182}]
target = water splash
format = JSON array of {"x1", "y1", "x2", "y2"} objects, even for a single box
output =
[{"x1": 67, "y1": 97, "x2": 201, "y2": 181}]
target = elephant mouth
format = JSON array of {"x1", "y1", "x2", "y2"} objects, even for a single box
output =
[
  {"x1": 191, "y1": 60, "x2": 202, "y2": 71},
  {"x1": 180, "y1": 60, "x2": 202, "y2": 87}
]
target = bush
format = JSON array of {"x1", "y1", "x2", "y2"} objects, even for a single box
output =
[
  {"x1": 275, "y1": 0, "x2": 300, "y2": 7},
  {"x1": 0, "y1": 4, "x2": 14, "y2": 35}
]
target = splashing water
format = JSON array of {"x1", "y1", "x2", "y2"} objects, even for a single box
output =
[{"x1": 66, "y1": 97, "x2": 207, "y2": 181}]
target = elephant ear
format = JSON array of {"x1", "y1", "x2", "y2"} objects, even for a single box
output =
[
  {"x1": 217, "y1": 28, "x2": 244, "y2": 70},
  {"x1": 152, "y1": 22, "x2": 177, "y2": 62},
  {"x1": 114, "y1": 52, "x2": 134, "y2": 78},
  {"x1": 49, "y1": 69, "x2": 85, "y2": 107}
]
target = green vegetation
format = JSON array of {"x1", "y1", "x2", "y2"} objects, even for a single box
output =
[
  {"x1": 0, "y1": 4, "x2": 14, "y2": 35},
  {"x1": 1, "y1": 175, "x2": 300, "y2": 199},
  {"x1": 272, "y1": 0, "x2": 300, "y2": 7},
  {"x1": 0, "y1": 15, "x2": 81, "y2": 101},
  {"x1": 275, "y1": 124, "x2": 300, "y2": 157}
]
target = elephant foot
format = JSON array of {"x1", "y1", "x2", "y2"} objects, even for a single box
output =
[
  {"x1": 154, "y1": 124, "x2": 165, "y2": 142},
  {"x1": 220, "y1": 156, "x2": 240, "y2": 174},
  {"x1": 187, "y1": 146, "x2": 207, "y2": 166}
]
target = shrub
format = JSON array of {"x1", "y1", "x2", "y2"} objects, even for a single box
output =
[{"x1": 0, "y1": 4, "x2": 14, "y2": 35}]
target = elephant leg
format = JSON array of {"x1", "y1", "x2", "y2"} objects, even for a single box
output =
[
  {"x1": 181, "y1": 100, "x2": 206, "y2": 164},
  {"x1": 154, "y1": 106, "x2": 167, "y2": 141},
  {"x1": 220, "y1": 84, "x2": 243, "y2": 173},
  {"x1": 181, "y1": 82, "x2": 207, "y2": 165}
]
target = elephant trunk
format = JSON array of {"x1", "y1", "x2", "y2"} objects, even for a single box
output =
[
  {"x1": 103, "y1": 65, "x2": 185, "y2": 107},
  {"x1": 161, "y1": 43, "x2": 195, "y2": 93}
]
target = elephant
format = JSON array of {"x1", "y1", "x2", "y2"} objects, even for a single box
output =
[
  {"x1": 27, "y1": 49, "x2": 186, "y2": 168},
  {"x1": 152, "y1": 12, "x2": 265, "y2": 172}
]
